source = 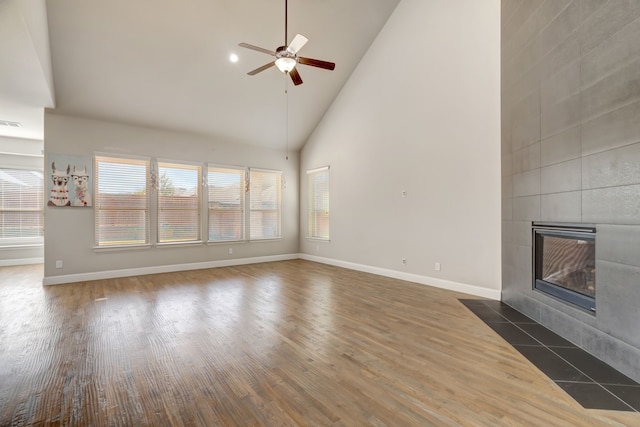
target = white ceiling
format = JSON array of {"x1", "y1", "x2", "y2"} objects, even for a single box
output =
[
  {"x1": 0, "y1": 0, "x2": 54, "y2": 141},
  {"x1": 13, "y1": 0, "x2": 400, "y2": 151}
]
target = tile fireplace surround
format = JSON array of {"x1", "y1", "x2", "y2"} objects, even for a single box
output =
[{"x1": 501, "y1": 1, "x2": 640, "y2": 383}]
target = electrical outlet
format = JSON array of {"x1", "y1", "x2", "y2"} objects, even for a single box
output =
[
  {"x1": 228, "y1": 248, "x2": 233, "y2": 255},
  {"x1": 316, "y1": 245, "x2": 320, "y2": 252},
  {"x1": 435, "y1": 262, "x2": 441, "y2": 271},
  {"x1": 55, "y1": 260, "x2": 63, "y2": 269},
  {"x1": 402, "y1": 258, "x2": 407, "y2": 265}
]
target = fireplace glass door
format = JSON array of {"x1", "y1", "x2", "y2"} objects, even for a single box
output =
[{"x1": 533, "y1": 224, "x2": 596, "y2": 312}]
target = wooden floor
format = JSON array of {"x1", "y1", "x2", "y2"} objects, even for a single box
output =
[{"x1": 0, "y1": 260, "x2": 638, "y2": 426}]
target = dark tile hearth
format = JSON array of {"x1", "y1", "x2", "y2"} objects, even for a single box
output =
[
  {"x1": 460, "y1": 299, "x2": 640, "y2": 412},
  {"x1": 555, "y1": 382, "x2": 633, "y2": 412},
  {"x1": 486, "y1": 323, "x2": 539, "y2": 346},
  {"x1": 514, "y1": 345, "x2": 591, "y2": 382}
]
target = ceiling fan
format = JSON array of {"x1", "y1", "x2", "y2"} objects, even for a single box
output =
[{"x1": 238, "y1": 0, "x2": 336, "y2": 86}]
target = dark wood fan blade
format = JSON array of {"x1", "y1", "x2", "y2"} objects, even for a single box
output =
[
  {"x1": 298, "y1": 57, "x2": 336, "y2": 71},
  {"x1": 248, "y1": 62, "x2": 276, "y2": 75},
  {"x1": 289, "y1": 67, "x2": 303, "y2": 86},
  {"x1": 239, "y1": 43, "x2": 276, "y2": 56}
]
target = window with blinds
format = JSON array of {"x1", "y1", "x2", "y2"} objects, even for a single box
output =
[
  {"x1": 157, "y1": 161, "x2": 201, "y2": 243},
  {"x1": 0, "y1": 168, "x2": 44, "y2": 243},
  {"x1": 307, "y1": 166, "x2": 329, "y2": 240},
  {"x1": 249, "y1": 169, "x2": 282, "y2": 240},
  {"x1": 95, "y1": 155, "x2": 149, "y2": 247},
  {"x1": 208, "y1": 166, "x2": 245, "y2": 242}
]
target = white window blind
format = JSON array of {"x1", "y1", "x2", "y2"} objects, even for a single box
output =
[
  {"x1": 95, "y1": 155, "x2": 149, "y2": 247},
  {"x1": 307, "y1": 166, "x2": 329, "y2": 240},
  {"x1": 0, "y1": 168, "x2": 44, "y2": 242},
  {"x1": 157, "y1": 161, "x2": 201, "y2": 243},
  {"x1": 207, "y1": 166, "x2": 245, "y2": 242},
  {"x1": 249, "y1": 169, "x2": 282, "y2": 240}
]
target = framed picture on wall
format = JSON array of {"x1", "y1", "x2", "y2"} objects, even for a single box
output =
[{"x1": 47, "y1": 154, "x2": 93, "y2": 207}]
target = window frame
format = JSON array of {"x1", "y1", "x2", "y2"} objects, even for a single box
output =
[
  {"x1": 94, "y1": 154, "x2": 151, "y2": 249},
  {"x1": 207, "y1": 165, "x2": 246, "y2": 243},
  {"x1": 306, "y1": 166, "x2": 330, "y2": 241},
  {"x1": 156, "y1": 159, "x2": 203, "y2": 245},
  {"x1": 248, "y1": 168, "x2": 282, "y2": 241}
]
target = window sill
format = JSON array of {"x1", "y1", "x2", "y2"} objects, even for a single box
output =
[
  {"x1": 0, "y1": 242, "x2": 44, "y2": 250},
  {"x1": 156, "y1": 240, "x2": 204, "y2": 248},
  {"x1": 249, "y1": 237, "x2": 283, "y2": 243},
  {"x1": 207, "y1": 239, "x2": 247, "y2": 245},
  {"x1": 93, "y1": 244, "x2": 152, "y2": 253},
  {"x1": 307, "y1": 237, "x2": 330, "y2": 242}
]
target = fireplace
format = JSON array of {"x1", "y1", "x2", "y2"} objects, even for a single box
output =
[{"x1": 532, "y1": 222, "x2": 596, "y2": 313}]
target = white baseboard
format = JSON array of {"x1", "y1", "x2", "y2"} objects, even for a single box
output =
[
  {"x1": 42, "y1": 252, "x2": 501, "y2": 300},
  {"x1": 0, "y1": 257, "x2": 44, "y2": 267},
  {"x1": 42, "y1": 254, "x2": 299, "y2": 286},
  {"x1": 299, "y1": 254, "x2": 501, "y2": 300}
]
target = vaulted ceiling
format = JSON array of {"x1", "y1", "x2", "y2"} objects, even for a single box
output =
[{"x1": 0, "y1": 0, "x2": 401, "y2": 150}]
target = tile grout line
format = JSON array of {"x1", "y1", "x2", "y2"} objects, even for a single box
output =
[{"x1": 468, "y1": 300, "x2": 638, "y2": 413}]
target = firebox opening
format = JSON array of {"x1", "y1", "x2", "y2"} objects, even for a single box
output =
[{"x1": 532, "y1": 222, "x2": 596, "y2": 313}]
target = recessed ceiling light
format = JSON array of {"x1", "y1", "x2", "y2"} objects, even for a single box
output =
[{"x1": 229, "y1": 53, "x2": 239, "y2": 63}]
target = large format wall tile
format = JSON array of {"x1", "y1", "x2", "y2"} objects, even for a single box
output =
[
  {"x1": 513, "y1": 169, "x2": 541, "y2": 197},
  {"x1": 541, "y1": 126, "x2": 581, "y2": 166},
  {"x1": 541, "y1": 191, "x2": 582, "y2": 222},
  {"x1": 582, "y1": 324, "x2": 640, "y2": 383},
  {"x1": 580, "y1": 0, "x2": 640, "y2": 56},
  {"x1": 581, "y1": 100, "x2": 640, "y2": 156},
  {"x1": 512, "y1": 142, "x2": 540, "y2": 174},
  {"x1": 582, "y1": 142, "x2": 640, "y2": 189},
  {"x1": 542, "y1": 94, "x2": 580, "y2": 139},
  {"x1": 503, "y1": 0, "x2": 640, "y2": 383},
  {"x1": 541, "y1": 158, "x2": 581, "y2": 194},
  {"x1": 581, "y1": 58, "x2": 640, "y2": 122},
  {"x1": 539, "y1": 303, "x2": 587, "y2": 346},
  {"x1": 512, "y1": 195, "x2": 540, "y2": 221},
  {"x1": 512, "y1": 220, "x2": 532, "y2": 247},
  {"x1": 583, "y1": 185, "x2": 640, "y2": 224},
  {"x1": 597, "y1": 224, "x2": 640, "y2": 267},
  {"x1": 581, "y1": 17, "x2": 640, "y2": 88},
  {"x1": 596, "y1": 260, "x2": 640, "y2": 349},
  {"x1": 541, "y1": 60, "x2": 580, "y2": 108},
  {"x1": 511, "y1": 92, "x2": 541, "y2": 150}
]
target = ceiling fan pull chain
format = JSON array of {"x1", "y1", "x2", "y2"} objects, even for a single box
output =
[{"x1": 285, "y1": 75, "x2": 289, "y2": 160}]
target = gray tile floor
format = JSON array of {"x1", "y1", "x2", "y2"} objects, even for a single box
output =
[{"x1": 460, "y1": 299, "x2": 640, "y2": 412}]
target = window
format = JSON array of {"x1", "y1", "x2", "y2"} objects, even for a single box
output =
[
  {"x1": 157, "y1": 161, "x2": 201, "y2": 243},
  {"x1": 208, "y1": 166, "x2": 245, "y2": 242},
  {"x1": 249, "y1": 168, "x2": 281, "y2": 240},
  {"x1": 307, "y1": 166, "x2": 329, "y2": 240},
  {"x1": 0, "y1": 168, "x2": 44, "y2": 243},
  {"x1": 95, "y1": 155, "x2": 149, "y2": 247}
]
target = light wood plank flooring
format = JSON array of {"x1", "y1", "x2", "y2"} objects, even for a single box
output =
[{"x1": 0, "y1": 260, "x2": 637, "y2": 426}]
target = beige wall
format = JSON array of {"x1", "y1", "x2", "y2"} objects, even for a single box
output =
[
  {"x1": 300, "y1": 0, "x2": 501, "y2": 296},
  {"x1": 43, "y1": 113, "x2": 299, "y2": 283}
]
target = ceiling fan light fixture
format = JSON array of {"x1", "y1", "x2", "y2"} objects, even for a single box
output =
[{"x1": 275, "y1": 57, "x2": 296, "y2": 73}]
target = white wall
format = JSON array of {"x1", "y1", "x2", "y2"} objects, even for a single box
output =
[
  {"x1": 300, "y1": 0, "x2": 501, "y2": 297},
  {"x1": 44, "y1": 113, "x2": 299, "y2": 283}
]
